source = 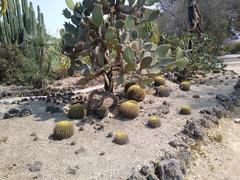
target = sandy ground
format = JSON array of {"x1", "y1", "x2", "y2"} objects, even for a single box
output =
[
  {"x1": 0, "y1": 54, "x2": 240, "y2": 180},
  {"x1": 0, "y1": 71, "x2": 238, "y2": 180},
  {"x1": 186, "y1": 117, "x2": 240, "y2": 180}
]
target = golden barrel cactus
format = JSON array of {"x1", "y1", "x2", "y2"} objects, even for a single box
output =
[
  {"x1": 127, "y1": 85, "x2": 145, "y2": 102},
  {"x1": 119, "y1": 100, "x2": 140, "y2": 119},
  {"x1": 156, "y1": 86, "x2": 170, "y2": 97},
  {"x1": 154, "y1": 76, "x2": 166, "y2": 86},
  {"x1": 53, "y1": 121, "x2": 74, "y2": 140},
  {"x1": 180, "y1": 82, "x2": 190, "y2": 91},
  {"x1": 68, "y1": 103, "x2": 86, "y2": 119},
  {"x1": 148, "y1": 115, "x2": 161, "y2": 128},
  {"x1": 180, "y1": 105, "x2": 191, "y2": 115},
  {"x1": 113, "y1": 130, "x2": 129, "y2": 145}
]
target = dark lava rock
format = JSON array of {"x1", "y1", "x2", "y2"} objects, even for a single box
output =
[
  {"x1": 168, "y1": 139, "x2": 187, "y2": 149},
  {"x1": 193, "y1": 94, "x2": 200, "y2": 99},
  {"x1": 182, "y1": 120, "x2": 204, "y2": 140},
  {"x1": 106, "y1": 132, "x2": 113, "y2": 138},
  {"x1": 127, "y1": 170, "x2": 145, "y2": 180},
  {"x1": 94, "y1": 123, "x2": 104, "y2": 131},
  {"x1": 75, "y1": 147, "x2": 86, "y2": 155},
  {"x1": 20, "y1": 108, "x2": 32, "y2": 117},
  {"x1": 70, "y1": 141, "x2": 76, "y2": 146},
  {"x1": 27, "y1": 161, "x2": 42, "y2": 172},
  {"x1": 146, "y1": 173, "x2": 158, "y2": 180},
  {"x1": 140, "y1": 166, "x2": 150, "y2": 176},
  {"x1": 163, "y1": 101, "x2": 171, "y2": 106},
  {"x1": 3, "y1": 108, "x2": 20, "y2": 119},
  {"x1": 46, "y1": 105, "x2": 61, "y2": 113},
  {"x1": 155, "y1": 158, "x2": 184, "y2": 180}
]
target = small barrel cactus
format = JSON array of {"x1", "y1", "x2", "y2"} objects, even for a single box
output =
[
  {"x1": 95, "y1": 106, "x2": 109, "y2": 119},
  {"x1": 127, "y1": 85, "x2": 145, "y2": 102},
  {"x1": 156, "y1": 86, "x2": 170, "y2": 97},
  {"x1": 119, "y1": 100, "x2": 140, "y2": 119},
  {"x1": 113, "y1": 130, "x2": 129, "y2": 145},
  {"x1": 68, "y1": 103, "x2": 86, "y2": 119},
  {"x1": 180, "y1": 105, "x2": 191, "y2": 115},
  {"x1": 124, "y1": 81, "x2": 137, "y2": 92},
  {"x1": 154, "y1": 76, "x2": 166, "y2": 86},
  {"x1": 53, "y1": 121, "x2": 74, "y2": 140},
  {"x1": 180, "y1": 82, "x2": 190, "y2": 91},
  {"x1": 148, "y1": 115, "x2": 161, "y2": 128}
]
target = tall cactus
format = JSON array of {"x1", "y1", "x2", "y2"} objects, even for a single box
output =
[{"x1": 0, "y1": 0, "x2": 46, "y2": 47}]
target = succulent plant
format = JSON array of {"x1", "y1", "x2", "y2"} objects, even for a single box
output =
[
  {"x1": 119, "y1": 100, "x2": 140, "y2": 119},
  {"x1": 68, "y1": 103, "x2": 86, "y2": 119},
  {"x1": 124, "y1": 81, "x2": 137, "y2": 92},
  {"x1": 113, "y1": 130, "x2": 129, "y2": 145},
  {"x1": 148, "y1": 115, "x2": 161, "y2": 128},
  {"x1": 95, "y1": 106, "x2": 109, "y2": 119},
  {"x1": 180, "y1": 82, "x2": 190, "y2": 91},
  {"x1": 180, "y1": 105, "x2": 191, "y2": 115},
  {"x1": 153, "y1": 76, "x2": 166, "y2": 86},
  {"x1": 53, "y1": 120, "x2": 74, "y2": 140},
  {"x1": 61, "y1": 0, "x2": 172, "y2": 93},
  {"x1": 127, "y1": 85, "x2": 145, "y2": 102},
  {"x1": 156, "y1": 86, "x2": 170, "y2": 97}
]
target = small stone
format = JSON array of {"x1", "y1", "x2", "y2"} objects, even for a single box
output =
[
  {"x1": 193, "y1": 94, "x2": 200, "y2": 98},
  {"x1": 140, "y1": 166, "x2": 150, "y2": 176},
  {"x1": 94, "y1": 123, "x2": 104, "y2": 131},
  {"x1": 100, "y1": 151, "x2": 105, "y2": 156},
  {"x1": 70, "y1": 141, "x2": 76, "y2": 146},
  {"x1": 234, "y1": 119, "x2": 240, "y2": 124},
  {"x1": 20, "y1": 108, "x2": 32, "y2": 117},
  {"x1": 30, "y1": 132, "x2": 36, "y2": 137},
  {"x1": 163, "y1": 101, "x2": 171, "y2": 106},
  {"x1": 79, "y1": 127, "x2": 84, "y2": 131},
  {"x1": 27, "y1": 161, "x2": 42, "y2": 172},
  {"x1": 68, "y1": 167, "x2": 77, "y2": 175},
  {"x1": 33, "y1": 136, "x2": 39, "y2": 141},
  {"x1": 46, "y1": 105, "x2": 61, "y2": 113},
  {"x1": 106, "y1": 132, "x2": 113, "y2": 138},
  {"x1": 75, "y1": 147, "x2": 85, "y2": 155},
  {"x1": 146, "y1": 173, "x2": 159, "y2": 180}
]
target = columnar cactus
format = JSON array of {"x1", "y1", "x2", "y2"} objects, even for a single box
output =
[
  {"x1": 61, "y1": 0, "x2": 175, "y2": 92},
  {"x1": 0, "y1": 0, "x2": 46, "y2": 47}
]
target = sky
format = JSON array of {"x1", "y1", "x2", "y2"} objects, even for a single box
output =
[{"x1": 30, "y1": 0, "x2": 79, "y2": 37}]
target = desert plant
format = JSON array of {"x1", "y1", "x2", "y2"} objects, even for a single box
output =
[
  {"x1": 148, "y1": 115, "x2": 161, "y2": 128},
  {"x1": 68, "y1": 103, "x2": 86, "y2": 119},
  {"x1": 95, "y1": 106, "x2": 109, "y2": 119},
  {"x1": 153, "y1": 75, "x2": 166, "y2": 86},
  {"x1": 180, "y1": 82, "x2": 190, "y2": 91},
  {"x1": 124, "y1": 81, "x2": 137, "y2": 92},
  {"x1": 180, "y1": 105, "x2": 191, "y2": 115},
  {"x1": 53, "y1": 120, "x2": 74, "y2": 140},
  {"x1": 113, "y1": 130, "x2": 129, "y2": 145},
  {"x1": 127, "y1": 84, "x2": 145, "y2": 102},
  {"x1": 156, "y1": 85, "x2": 170, "y2": 97},
  {"x1": 119, "y1": 100, "x2": 140, "y2": 119},
  {"x1": 0, "y1": 0, "x2": 7, "y2": 16},
  {"x1": 61, "y1": 0, "x2": 174, "y2": 93}
]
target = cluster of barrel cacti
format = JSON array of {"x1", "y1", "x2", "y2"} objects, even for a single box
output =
[
  {"x1": 0, "y1": 0, "x2": 46, "y2": 47},
  {"x1": 61, "y1": 0, "x2": 175, "y2": 92}
]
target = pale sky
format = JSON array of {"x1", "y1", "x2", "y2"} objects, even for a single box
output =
[{"x1": 30, "y1": 0, "x2": 79, "y2": 37}]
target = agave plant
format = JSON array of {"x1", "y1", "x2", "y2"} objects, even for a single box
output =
[{"x1": 61, "y1": 0, "x2": 175, "y2": 92}]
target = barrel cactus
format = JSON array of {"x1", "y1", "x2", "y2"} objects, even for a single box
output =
[
  {"x1": 113, "y1": 130, "x2": 129, "y2": 145},
  {"x1": 156, "y1": 86, "x2": 170, "y2": 97},
  {"x1": 180, "y1": 82, "x2": 190, "y2": 91},
  {"x1": 53, "y1": 120, "x2": 74, "y2": 140},
  {"x1": 127, "y1": 85, "x2": 145, "y2": 102},
  {"x1": 148, "y1": 115, "x2": 161, "y2": 128},
  {"x1": 68, "y1": 103, "x2": 86, "y2": 119},
  {"x1": 95, "y1": 106, "x2": 109, "y2": 119},
  {"x1": 180, "y1": 105, "x2": 191, "y2": 115},
  {"x1": 119, "y1": 100, "x2": 140, "y2": 119},
  {"x1": 153, "y1": 76, "x2": 166, "y2": 86},
  {"x1": 124, "y1": 81, "x2": 137, "y2": 92}
]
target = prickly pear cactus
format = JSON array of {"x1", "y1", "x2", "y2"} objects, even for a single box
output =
[{"x1": 61, "y1": 0, "x2": 175, "y2": 92}]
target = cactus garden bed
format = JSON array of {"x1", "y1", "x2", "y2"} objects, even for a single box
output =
[{"x1": 0, "y1": 70, "x2": 239, "y2": 180}]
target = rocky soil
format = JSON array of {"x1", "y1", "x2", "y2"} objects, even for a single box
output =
[{"x1": 0, "y1": 62, "x2": 240, "y2": 179}]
